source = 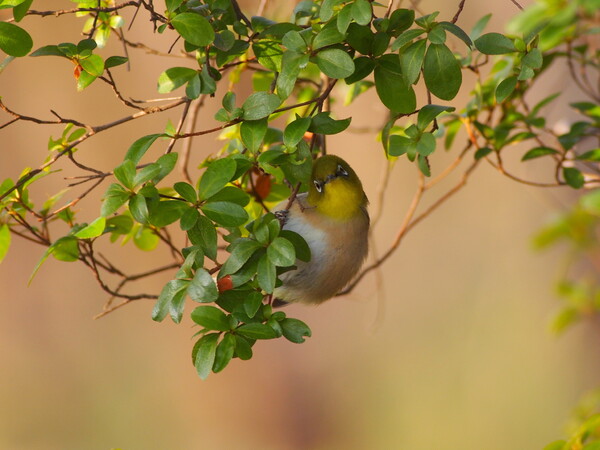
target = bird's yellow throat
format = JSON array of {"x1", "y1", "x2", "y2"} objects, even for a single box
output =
[{"x1": 311, "y1": 177, "x2": 365, "y2": 221}]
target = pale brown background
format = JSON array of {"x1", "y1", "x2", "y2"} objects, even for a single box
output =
[{"x1": 1, "y1": 1, "x2": 598, "y2": 449}]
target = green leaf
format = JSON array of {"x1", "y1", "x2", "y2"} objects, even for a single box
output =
[
  {"x1": 220, "y1": 238, "x2": 262, "y2": 276},
  {"x1": 180, "y1": 207, "x2": 199, "y2": 230},
  {"x1": 416, "y1": 132, "x2": 436, "y2": 156},
  {"x1": 374, "y1": 57, "x2": 416, "y2": 113},
  {"x1": 351, "y1": 0, "x2": 372, "y2": 26},
  {"x1": 399, "y1": 39, "x2": 426, "y2": 85},
  {"x1": 74, "y1": 217, "x2": 106, "y2": 239},
  {"x1": 148, "y1": 200, "x2": 186, "y2": 228},
  {"x1": 427, "y1": 25, "x2": 446, "y2": 44},
  {"x1": 133, "y1": 163, "x2": 161, "y2": 187},
  {"x1": 242, "y1": 92, "x2": 281, "y2": 120},
  {"x1": 222, "y1": 91, "x2": 236, "y2": 112},
  {"x1": 390, "y1": 28, "x2": 425, "y2": 51},
  {"x1": 495, "y1": 76, "x2": 518, "y2": 103},
  {"x1": 387, "y1": 135, "x2": 411, "y2": 157},
  {"x1": 13, "y1": 0, "x2": 32, "y2": 22},
  {"x1": 206, "y1": 186, "x2": 249, "y2": 207},
  {"x1": 50, "y1": 236, "x2": 79, "y2": 262},
  {"x1": 284, "y1": 116, "x2": 311, "y2": 147},
  {"x1": 101, "y1": 183, "x2": 130, "y2": 217},
  {"x1": 314, "y1": 48, "x2": 355, "y2": 79},
  {"x1": 423, "y1": 43, "x2": 462, "y2": 100},
  {"x1": 198, "y1": 157, "x2": 237, "y2": 200},
  {"x1": 417, "y1": 104, "x2": 455, "y2": 130},
  {"x1": 105, "y1": 55, "x2": 128, "y2": 68},
  {"x1": 193, "y1": 333, "x2": 219, "y2": 380},
  {"x1": 267, "y1": 237, "x2": 296, "y2": 266},
  {"x1": 76, "y1": 70, "x2": 97, "y2": 91},
  {"x1": 213, "y1": 333, "x2": 236, "y2": 373},
  {"x1": 240, "y1": 118, "x2": 268, "y2": 152},
  {"x1": 201, "y1": 201, "x2": 248, "y2": 227},
  {"x1": 276, "y1": 51, "x2": 307, "y2": 100},
  {"x1": 474, "y1": 32, "x2": 516, "y2": 55},
  {"x1": 345, "y1": 56, "x2": 375, "y2": 84},
  {"x1": 188, "y1": 268, "x2": 219, "y2": 303},
  {"x1": 470, "y1": 14, "x2": 490, "y2": 40},
  {"x1": 253, "y1": 40, "x2": 283, "y2": 72},
  {"x1": 157, "y1": 67, "x2": 197, "y2": 93},
  {"x1": 113, "y1": 160, "x2": 135, "y2": 189},
  {"x1": 522, "y1": 48, "x2": 542, "y2": 69},
  {"x1": 188, "y1": 215, "x2": 218, "y2": 261},
  {"x1": 281, "y1": 30, "x2": 306, "y2": 53},
  {"x1": 439, "y1": 21, "x2": 473, "y2": 48},
  {"x1": 474, "y1": 147, "x2": 493, "y2": 160},
  {"x1": 280, "y1": 318, "x2": 312, "y2": 343},
  {"x1": 0, "y1": 224, "x2": 11, "y2": 264},
  {"x1": 521, "y1": 147, "x2": 558, "y2": 161},
  {"x1": 168, "y1": 288, "x2": 188, "y2": 323},
  {"x1": 236, "y1": 322, "x2": 277, "y2": 339},
  {"x1": 278, "y1": 230, "x2": 311, "y2": 262},
  {"x1": 243, "y1": 291, "x2": 264, "y2": 318},
  {"x1": 234, "y1": 335, "x2": 253, "y2": 360},
  {"x1": 133, "y1": 225, "x2": 159, "y2": 251},
  {"x1": 124, "y1": 134, "x2": 163, "y2": 165},
  {"x1": 171, "y1": 12, "x2": 215, "y2": 47},
  {"x1": 563, "y1": 167, "x2": 584, "y2": 189},
  {"x1": 129, "y1": 194, "x2": 149, "y2": 224},
  {"x1": 79, "y1": 54, "x2": 104, "y2": 77},
  {"x1": 337, "y1": 3, "x2": 353, "y2": 34},
  {"x1": 0, "y1": 22, "x2": 32, "y2": 57},
  {"x1": 257, "y1": 253, "x2": 276, "y2": 293},
  {"x1": 417, "y1": 154, "x2": 430, "y2": 176},
  {"x1": 153, "y1": 153, "x2": 178, "y2": 183},
  {"x1": 191, "y1": 306, "x2": 230, "y2": 331},
  {"x1": 185, "y1": 74, "x2": 200, "y2": 99},
  {"x1": 174, "y1": 182, "x2": 197, "y2": 203},
  {"x1": 308, "y1": 112, "x2": 351, "y2": 135},
  {"x1": 312, "y1": 24, "x2": 344, "y2": 50},
  {"x1": 577, "y1": 149, "x2": 600, "y2": 161},
  {"x1": 29, "y1": 45, "x2": 64, "y2": 57}
]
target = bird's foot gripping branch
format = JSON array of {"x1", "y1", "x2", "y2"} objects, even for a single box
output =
[{"x1": 0, "y1": 0, "x2": 598, "y2": 382}]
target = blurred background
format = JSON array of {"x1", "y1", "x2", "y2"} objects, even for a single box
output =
[{"x1": 1, "y1": 1, "x2": 599, "y2": 449}]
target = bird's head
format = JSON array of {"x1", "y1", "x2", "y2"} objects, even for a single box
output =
[{"x1": 306, "y1": 155, "x2": 367, "y2": 220}]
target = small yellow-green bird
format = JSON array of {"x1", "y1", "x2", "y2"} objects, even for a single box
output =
[{"x1": 273, "y1": 155, "x2": 369, "y2": 305}]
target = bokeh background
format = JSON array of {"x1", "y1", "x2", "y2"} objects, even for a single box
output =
[{"x1": 1, "y1": 1, "x2": 599, "y2": 449}]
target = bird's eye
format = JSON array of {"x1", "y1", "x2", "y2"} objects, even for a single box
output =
[
  {"x1": 313, "y1": 180, "x2": 323, "y2": 193},
  {"x1": 337, "y1": 164, "x2": 348, "y2": 177}
]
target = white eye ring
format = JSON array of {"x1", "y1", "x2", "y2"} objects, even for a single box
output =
[
  {"x1": 313, "y1": 180, "x2": 323, "y2": 193},
  {"x1": 337, "y1": 164, "x2": 348, "y2": 176}
]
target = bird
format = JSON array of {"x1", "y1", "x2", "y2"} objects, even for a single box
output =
[{"x1": 272, "y1": 154, "x2": 369, "y2": 305}]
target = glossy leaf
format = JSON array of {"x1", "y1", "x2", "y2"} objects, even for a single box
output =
[
  {"x1": 188, "y1": 268, "x2": 219, "y2": 303},
  {"x1": 193, "y1": 333, "x2": 219, "y2": 380},
  {"x1": 171, "y1": 13, "x2": 215, "y2": 46},
  {"x1": 236, "y1": 322, "x2": 277, "y2": 339},
  {"x1": 213, "y1": 333, "x2": 236, "y2": 373},
  {"x1": 280, "y1": 318, "x2": 312, "y2": 343},
  {"x1": 423, "y1": 43, "x2": 462, "y2": 100},
  {"x1": 374, "y1": 57, "x2": 416, "y2": 113},
  {"x1": 74, "y1": 217, "x2": 106, "y2": 239},
  {"x1": 0, "y1": 22, "x2": 32, "y2": 57},
  {"x1": 101, "y1": 183, "x2": 130, "y2": 217},
  {"x1": 191, "y1": 306, "x2": 230, "y2": 331},
  {"x1": 267, "y1": 237, "x2": 296, "y2": 267},
  {"x1": 314, "y1": 48, "x2": 355, "y2": 79},
  {"x1": 242, "y1": 92, "x2": 281, "y2": 120},
  {"x1": 198, "y1": 158, "x2": 237, "y2": 200},
  {"x1": 474, "y1": 32, "x2": 516, "y2": 55},
  {"x1": 240, "y1": 118, "x2": 268, "y2": 152},
  {"x1": 399, "y1": 39, "x2": 426, "y2": 85}
]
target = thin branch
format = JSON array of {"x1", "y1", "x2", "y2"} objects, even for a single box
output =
[{"x1": 451, "y1": 0, "x2": 467, "y2": 23}]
